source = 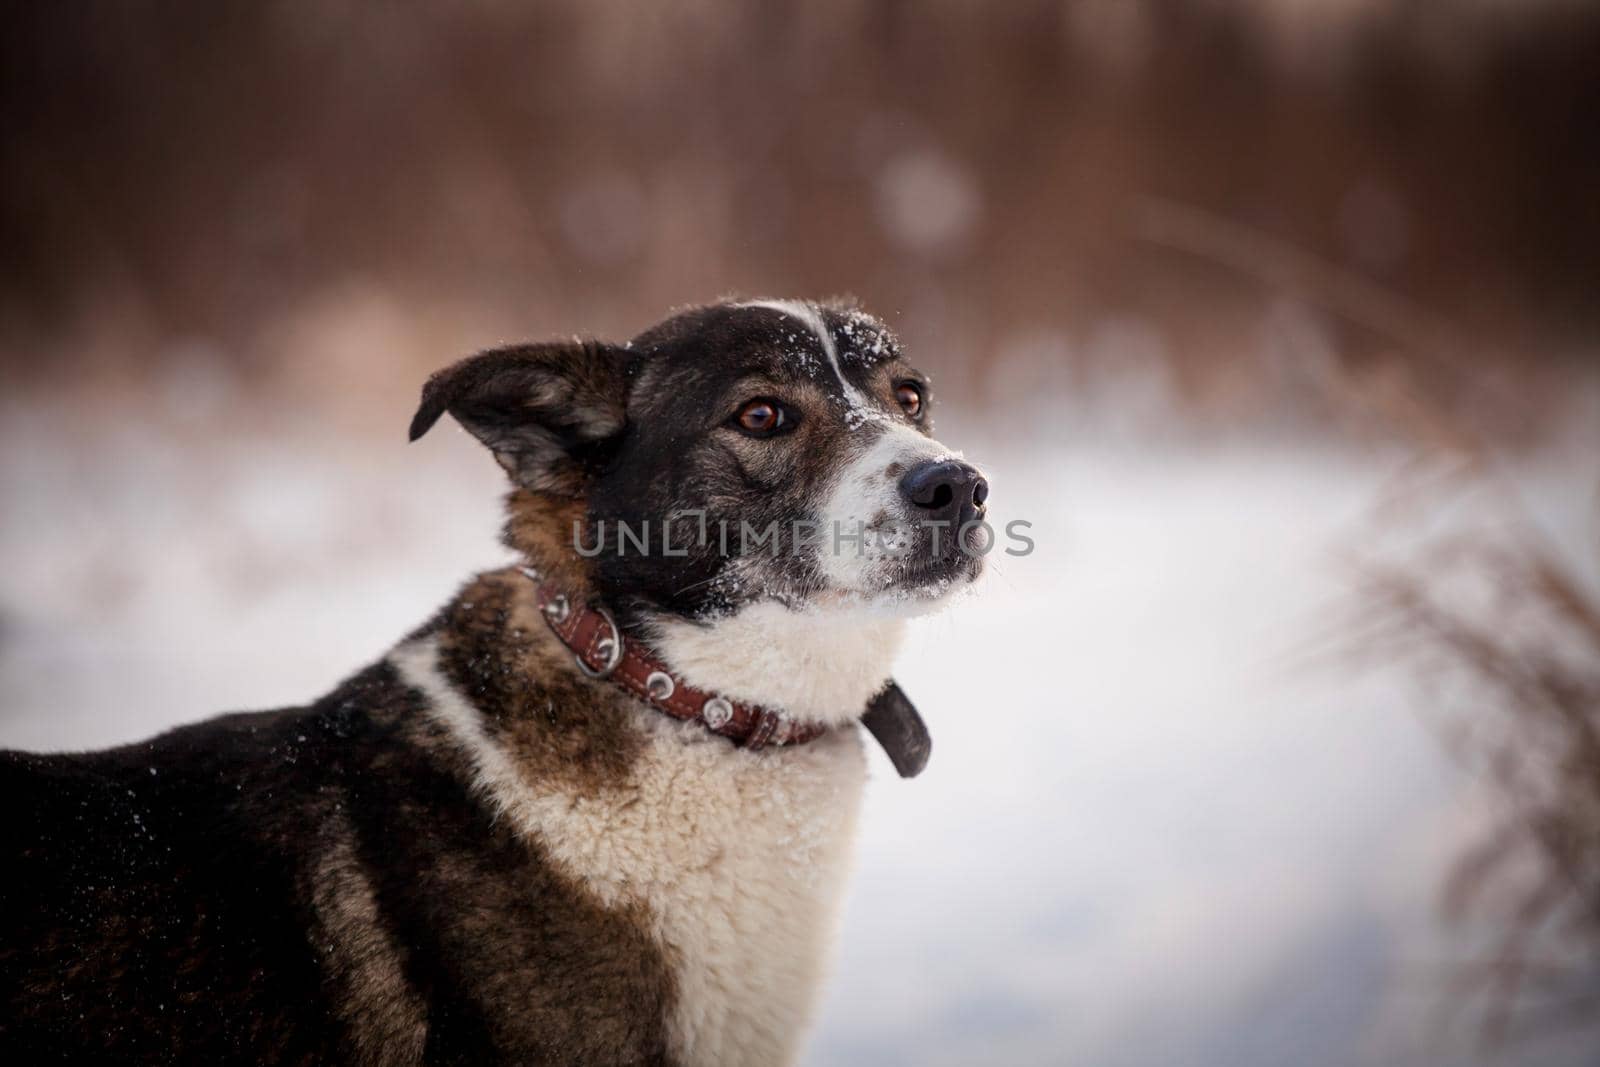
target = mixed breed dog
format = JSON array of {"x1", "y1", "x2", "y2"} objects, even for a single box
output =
[{"x1": 1, "y1": 299, "x2": 988, "y2": 1065}]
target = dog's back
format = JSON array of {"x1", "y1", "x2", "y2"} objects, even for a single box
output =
[
  {"x1": 1, "y1": 701, "x2": 354, "y2": 1061},
  {"x1": 0, "y1": 656, "x2": 677, "y2": 1065}
]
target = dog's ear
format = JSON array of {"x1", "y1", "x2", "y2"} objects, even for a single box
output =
[{"x1": 408, "y1": 341, "x2": 631, "y2": 496}]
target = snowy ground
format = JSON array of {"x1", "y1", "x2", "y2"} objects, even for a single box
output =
[{"x1": 0, "y1": 406, "x2": 1594, "y2": 1065}]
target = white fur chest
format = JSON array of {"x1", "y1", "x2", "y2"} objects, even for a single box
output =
[
  {"x1": 618, "y1": 718, "x2": 867, "y2": 1066},
  {"x1": 392, "y1": 636, "x2": 869, "y2": 1067}
]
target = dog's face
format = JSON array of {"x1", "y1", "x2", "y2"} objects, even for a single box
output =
[{"x1": 410, "y1": 299, "x2": 986, "y2": 625}]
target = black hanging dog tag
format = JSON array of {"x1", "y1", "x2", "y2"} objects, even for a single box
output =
[{"x1": 861, "y1": 680, "x2": 931, "y2": 779}]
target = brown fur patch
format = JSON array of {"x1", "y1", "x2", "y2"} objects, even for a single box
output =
[
  {"x1": 502, "y1": 489, "x2": 596, "y2": 594},
  {"x1": 310, "y1": 828, "x2": 428, "y2": 1066},
  {"x1": 431, "y1": 568, "x2": 646, "y2": 797}
]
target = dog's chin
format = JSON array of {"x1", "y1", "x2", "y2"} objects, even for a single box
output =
[{"x1": 826, "y1": 553, "x2": 983, "y2": 618}]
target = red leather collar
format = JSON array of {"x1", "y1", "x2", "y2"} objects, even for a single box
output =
[{"x1": 520, "y1": 566, "x2": 827, "y2": 751}]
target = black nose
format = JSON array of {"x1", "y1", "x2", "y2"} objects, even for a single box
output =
[{"x1": 899, "y1": 460, "x2": 988, "y2": 525}]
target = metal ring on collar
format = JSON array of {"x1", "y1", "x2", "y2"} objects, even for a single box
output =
[
  {"x1": 645, "y1": 671, "x2": 675, "y2": 700},
  {"x1": 701, "y1": 697, "x2": 734, "y2": 730},
  {"x1": 543, "y1": 594, "x2": 570, "y2": 624},
  {"x1": 575, "y1": 604, "x2": 624, "y2": 679}
]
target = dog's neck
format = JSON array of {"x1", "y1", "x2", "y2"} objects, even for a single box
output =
[
  {"x1": 507, "y1": 490, "x2": 906, "y2": 729},
  {"x1": 642, "y1": 600, "x2": 906, "y2": 729}
]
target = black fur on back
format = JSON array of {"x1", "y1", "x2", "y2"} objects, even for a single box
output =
[{"x1": 1, "y1": 630, "x2": 676, "y2": 1065}]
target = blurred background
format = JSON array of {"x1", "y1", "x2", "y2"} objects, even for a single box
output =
[{"x1": 2, "y1": 2, "x2": 1598, "y2": 1064}]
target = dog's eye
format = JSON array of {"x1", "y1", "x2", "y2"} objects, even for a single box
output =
[
  {"x1": 733, "y1": 398, "x2": 792, "y2": 437},
  {"x1": 894, "y1": 381, "x2": 925, "y2": 420}
]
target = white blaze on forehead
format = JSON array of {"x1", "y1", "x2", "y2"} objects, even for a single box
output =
[{"x1": 740, "y1": 299, "x2": 873, "y2": 410}]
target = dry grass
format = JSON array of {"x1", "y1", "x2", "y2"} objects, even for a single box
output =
[
  {"x1": 1142, "y1": 200, "x2": 1600, "y2": 1049},
  {"x1": 1355, "y1": 504, "x2": 1600, "y2": 1046}
]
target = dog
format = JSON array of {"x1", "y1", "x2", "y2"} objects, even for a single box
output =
[{"x1": 0, "y1": 298, "x2": 987, "y2": 1065}]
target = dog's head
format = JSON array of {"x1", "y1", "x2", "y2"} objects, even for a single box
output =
[{"x1": 410, "y1": 298, "x2": 987, "y2": 629}]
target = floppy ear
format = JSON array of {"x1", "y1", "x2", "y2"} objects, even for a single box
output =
[{"x1": 408, "y1": 341, "x2": 631, "y2": 496}]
